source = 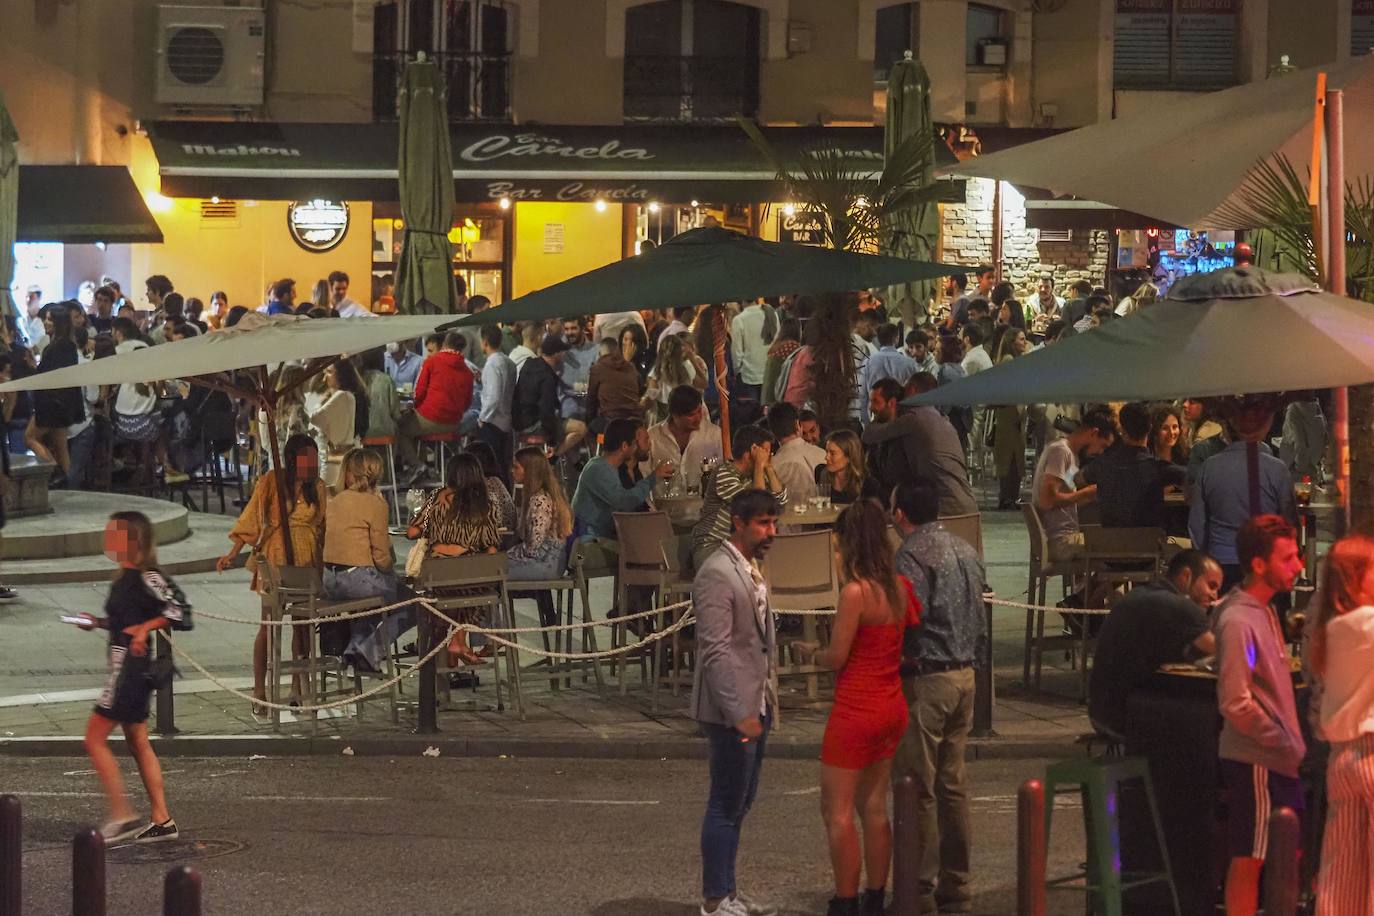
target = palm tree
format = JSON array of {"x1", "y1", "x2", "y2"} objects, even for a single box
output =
[{"x1": 1216, "y1": 154, "x2": 1374, "y2": 530}]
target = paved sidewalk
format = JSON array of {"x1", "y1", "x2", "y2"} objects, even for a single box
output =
[{"x1": 0, "y1": 510, "x2": 1095, "y2": 759}]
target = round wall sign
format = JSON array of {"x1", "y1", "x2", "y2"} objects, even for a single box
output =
[{"x1": 287, "y1": 200, "x2": 350, "y2": 252}]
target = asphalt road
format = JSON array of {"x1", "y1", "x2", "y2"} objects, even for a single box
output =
[{"x1": 5, "y1": 755, "x2": 1087, "y2": 916}]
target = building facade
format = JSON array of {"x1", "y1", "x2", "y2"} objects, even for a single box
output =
[{"x1": 0, "y1": 0, "x2": 1364, "y2": 311}]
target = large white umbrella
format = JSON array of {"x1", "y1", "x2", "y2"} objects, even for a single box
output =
[{"x1": 937, "y1": 56, "x2": 1374, "y2": 230}]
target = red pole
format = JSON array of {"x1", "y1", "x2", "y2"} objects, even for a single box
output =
[
  {"x1": 71, "y1": 828, "x2": 105, "y2": 916},
  {"x1": 1017, "y1": 779, "x2": 1047, "y2": 916},
  {"x1": 1326, "y1": 88, "x2": 1350, "y2": 536},
  {"x1": 891, "y1": 774, "x2": 923, "y2": 916},
  {"x1": 0, "y1": 795, "x2": 19, "y2": 916},
  {"x1": 1263, "y1": 807, "x2": 1300, "y2": 916}
]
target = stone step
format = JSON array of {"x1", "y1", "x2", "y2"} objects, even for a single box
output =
[
  {"x1": 3, "y1": 491, "x2": 190, "y2": 560},
  {"x1": 2, "y1": 513, "x2": 234, "y2": 584}
]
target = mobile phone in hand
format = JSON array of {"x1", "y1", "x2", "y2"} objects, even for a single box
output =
[{"x1": 59, "y1": 615, "x2": 88, "y2": 626}]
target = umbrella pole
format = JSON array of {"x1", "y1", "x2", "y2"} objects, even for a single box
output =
[
  {"x1": 712, "y1": 306, "x2": 732, "y2": 460},
  {"x1": 258, "y1": 367, "x2": 297, "y2": 568},
  {"x1": 1326, "y1": 88, "x2": 1350, "y2": 536}
]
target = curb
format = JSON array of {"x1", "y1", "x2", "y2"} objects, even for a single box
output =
[{"x1": 0, "y1": 733, "x2": 1082, "y2": 761}]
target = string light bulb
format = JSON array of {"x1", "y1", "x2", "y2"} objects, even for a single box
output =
[
  {"x1": 498, "y1": 197, "x2": 511, "y2": 210},
  {"x1": 594, "y1": 199, "x2": 608, "y2": 212}
]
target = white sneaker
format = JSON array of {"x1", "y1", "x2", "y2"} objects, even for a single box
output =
[
  {"x1": 99, "y1": 817, "x2": 142, "y2": 844},
  {"x1": 731, "y1": 891, "x2": 778, "y2": 916},
  {"x1": 700, "y1": 897, "x2": 746, "y2": 916}
]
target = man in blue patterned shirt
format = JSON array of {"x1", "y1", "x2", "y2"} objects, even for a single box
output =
[{"x1": 891, "y1": 476, "x2": 988, "y2": 916}]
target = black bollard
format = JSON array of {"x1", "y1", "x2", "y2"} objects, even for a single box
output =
[
  {"x1": 154, "y1": 634, "x2": 178, "y2": 737},
  {"x1": 1017, "y1": 779, "x2": 1047, "y2": 916},
  {"x1": 415, "y1": 618, "x2": 438, "y2": 735},
  {"x1": 0, "y1": 794, "x2": 20, "y2": 916},
  {"x1": 162, "y1": 866, "x2": 201, "y2": 916},
  {"x1": 1263, "y1": 807, "x2": 1300, "y2": 916},
  {"x1": 891, "y1": 774, "x2": 923, "y2": 916},
  {"x1": 971, "y1": 594, "x2": 996, "y2": 737},
  {"x1": 71, "y1": 828, "x2": 105, "y2": 916}
]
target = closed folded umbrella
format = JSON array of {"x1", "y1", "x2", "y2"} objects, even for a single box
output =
[
  {"x1": 910, "y1": 267, "x2": 1374, "y2": 407},
  {"x1": 0, "y1": 95, "x2": 18, "y2": 326},
  {"x1": 452, "y1": 225, "x2": 956, "y2": 328},
  {"x1": 394, "y1": 54, "x2": 459, "y2": 315},
  {"x1": 937, "y1": 55, "x2": 1374, "y2": 230}
]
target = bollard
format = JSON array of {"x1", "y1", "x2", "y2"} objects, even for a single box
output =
[
  {"x1": 154, "y1": 633, "x2": 178, "y2": 737},
  {"x1": 891, "y1": 774, "x2": 923, "y2": 916},
  {"x1": 1, "y1": 794, "x2": 20, "y2": 916},
  {"x1": 971, "y1": 596, "x2": 996, "y2": 737},
  {"x1": 162, "y1": 866, "x2": 201, "y2": 916},
  {"x1": 1017, "y1": 779, "x2": 1047, "y2": 916},
  {"x1": 1263, "y1": 807, "x2": 1300, "y2": 916},
  {"x1": 71, "y1": 828, "x2": 105, "y2": 916},
  {"x1": 416, "y1": 619, "x2": 438, "y2": 735}
]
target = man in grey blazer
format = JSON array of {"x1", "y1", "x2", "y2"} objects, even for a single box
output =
[{"x1": 691, "y1": 488, "x2": 781, "y2": 916}]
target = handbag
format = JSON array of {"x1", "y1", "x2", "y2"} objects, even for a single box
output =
[{"x1": 404, "y1": 537, "x2": 429, "y2": 578}]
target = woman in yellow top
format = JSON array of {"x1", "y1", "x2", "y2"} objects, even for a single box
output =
[{"x1": 217, "y1": 433, "x2": 328, "y2": 716}]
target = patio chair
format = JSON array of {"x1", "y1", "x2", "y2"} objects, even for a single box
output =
[
  {"x1": 1021, "y1": 504, "x2": 1077, "y2": 692},
  {"x1": 764, "y1": 529, "x2": 839, "y2": 702},
  {"x1": 504, "y1": 538, "x2": 606, "y2": 694},
  {"x1": 612, "y1": 511, "x2": 693, "y2": 709}
]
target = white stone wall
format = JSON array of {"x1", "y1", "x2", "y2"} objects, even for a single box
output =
[{"x1": 940, "y1": 178, "x2": 1110, "y2": 297}]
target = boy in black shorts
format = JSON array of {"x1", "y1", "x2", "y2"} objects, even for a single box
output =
[
  {"x1": 1215, "y1": 515, "x2": 1306, "y2": 916},
  {"x1": 78, "y1": 511, "x2": 185, "y2": 844}
]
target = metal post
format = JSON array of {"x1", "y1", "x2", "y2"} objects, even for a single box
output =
[
  {"x1": 1017, "y1": 779, "x2": 1047, "y2": 916},
  {"x1": 1263, "y1": 807, "x2": 1300, "y2": 916},
  {"x1": 891, "y1": 774, "x2": 923, "y2": 916},
  {"x1": 162, "y1": 866, "x2": 201, "y2": 916},
  {"x1": 71, "y1": 828, "x2": 105, "y2": 916},
  {"x1": 1325, "y1": 88, "x2": 1350, "y2": 537},
  {"x1": 971, "y1": 594, "x2": 996, "y2": 737},
  {"x1": 154, "y1": 634, "x2": 178, "y2": 737},
  {"x1": 415, "y1": 614, "x2": 438, "y2": 735},
  {"x1": 0, "y1": 795, "x2": 20, "y2": 916}
]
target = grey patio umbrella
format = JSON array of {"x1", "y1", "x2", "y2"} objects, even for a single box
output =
[
  {"x1": 394, "y1": 54, "x2": 459, "y2": 315},
  {"x1": 909, "y1": 267, "x2": 1374, "y2": 407},
  {"x1": 0, "y1": 95, "x2": 18, "y2": 326},
  {"x1": 881, "y1": 51, "x2": 941, "y2": 327}
]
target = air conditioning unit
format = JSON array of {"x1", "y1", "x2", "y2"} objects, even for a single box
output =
[{"x1": 156, "y1": 5, "x2": 265, "y2": 107}]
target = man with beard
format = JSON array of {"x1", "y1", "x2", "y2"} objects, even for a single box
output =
[{"x1": 691, "y1": 488, "x2": 781, "y2": 916}]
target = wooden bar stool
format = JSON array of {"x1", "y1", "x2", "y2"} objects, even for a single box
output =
[{"x1": 362, "y1": 434, "x2": 402, "y2": 528}]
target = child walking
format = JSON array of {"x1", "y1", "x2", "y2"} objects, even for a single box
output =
[{"x1": 78, "y1": 511, "x2": 185, "y2": 844}]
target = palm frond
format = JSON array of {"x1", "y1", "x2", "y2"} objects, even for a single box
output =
[{"x1": 1213, "y1": 154, "x2": 1317, "y2": 279}]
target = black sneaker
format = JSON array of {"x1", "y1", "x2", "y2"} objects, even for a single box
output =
[
  {"x1": 134, "y1": 819, "x2": 179, "y2": 843},
  {"x1": 0, "y1": 586, "x2": 17, "y2": 603}
]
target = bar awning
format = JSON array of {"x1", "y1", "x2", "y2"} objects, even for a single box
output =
[
  {"x1": 18, "y1": 165, "x2": 163, "y2": 244},
  {"x1": 148, "y1": 120, "x2": 963, "y2": 205},
  {"x1": 1016, "y1": 185, "x2": 1182, "y2": 232}
]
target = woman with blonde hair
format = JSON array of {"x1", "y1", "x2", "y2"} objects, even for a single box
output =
[
  {"x1": 1116, "y1": 281, "x2": 1158, "y2": 317},
  {"x1": 644, "y1": 333, "x2": 703, "y2": 421},
  {"x1": 817, "y1": 429, "x2": 882, "y2": 506},
  {"x1": 506, "y1": 446, "x2": 575, "y2": 627},
  {"x1": 1307, "y1": 535, "x2": 1374, "y2": 915},
  {"x1": 324, "y1": 448, "x2": 405, "y2": 673}
]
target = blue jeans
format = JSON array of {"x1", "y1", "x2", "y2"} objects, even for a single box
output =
[
  {"x1": 322, "y1": 566, "x2": 411, "y2": 670},
  {"x1": 701, "y1": 711, "x2": 771, "y2": 899}
]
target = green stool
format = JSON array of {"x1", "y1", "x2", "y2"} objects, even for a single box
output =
[{"x1": 1044, "y1": 756, "x2": 1181, "y2": 916}]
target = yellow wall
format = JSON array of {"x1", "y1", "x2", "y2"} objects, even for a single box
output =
[{"x1": 512, "y1": 202, "x2": 623, "y2": 300}]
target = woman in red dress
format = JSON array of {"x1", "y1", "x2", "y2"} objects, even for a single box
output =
[{"x1": 799, "y1": 500, "x2": 921, "y2": 916}]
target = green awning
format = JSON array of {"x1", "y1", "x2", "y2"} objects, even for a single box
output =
[{"x1": 18, "y1": 166, "x2": 163, "y2": 244}]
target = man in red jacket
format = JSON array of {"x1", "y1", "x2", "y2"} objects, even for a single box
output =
[{"x1": 398, "y1": 330, "x2": 474, "y2": 476}]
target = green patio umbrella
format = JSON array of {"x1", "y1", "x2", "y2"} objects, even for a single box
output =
[
  {"x1": 0, "y1": 95, "x2": 18, "y2": 326},
  {"x1": 452, "y1": 226, "x2": 956, "y2": 328},
  {"x1": 394, "y1": 54, "x2": 458, "y2": 315},
  {"x1": 882, "y1": 50, "x2": 941, "y2": 328}
]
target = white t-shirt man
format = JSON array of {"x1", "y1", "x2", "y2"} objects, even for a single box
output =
[
  {"x1": 961, "y1": 345, "x2": 993, "y2": 376},
  {"x1": 334, "y1": 297, "x2": 374, "y2": 319},
  {"x1": 772, "y1": 434, "x2": 826, "y2": 502},
  {"x1": 1031, "y1": 437, "x2": 1080, "y2": 546}
]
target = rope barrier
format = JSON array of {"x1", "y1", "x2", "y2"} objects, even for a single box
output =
[{"x1": 425, "y1": 604, "x2": 699, "y2": 661}]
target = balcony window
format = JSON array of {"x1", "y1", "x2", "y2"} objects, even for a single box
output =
[
  {"x1": 966, "y1": 3, "x2": 1008, "y2": 68},
  {"x1": 623, "y1": 0, "x2": 761, "y2": 123},
  {"x1": 874, "y1": 3, "x2": 920, "y2": 84},
  {"x1": 373, "y1": 0, "x2": 513, "y2": 122},
  {"x1": 1114, "y1": 0, "x2": 1241, "y2": 90}
]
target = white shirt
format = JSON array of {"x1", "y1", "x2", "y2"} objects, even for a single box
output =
[
  {"x1": 961, "y1": 346, "x2": 993, "y2": 376},
  {"x1": 772, "y1": 435, "x2": 825, "y2": 503},
  {"x1": 23, "y1": 316, "x2": 44, "y2": 347},
  {"x1": 113, "y1": 340, "x2": 157, "y2": 416},
  {"x1": 730, "y1": 304, "x2": 770, "y2": 386},
  {"x1": 640, "y1": 417, "x2": 724, "y2": 488},
  {"x1": 1318, "y1": 604, "x2": 1374, "y2": 743},
  {"x1": 509, "y1": 344, "x2": 537, "y2": 371},
  {"x1": 335, "y1": 297, "x2": 374, "y2": 319},
  {"x1": 592, "y1": 311, "x2": 646, "y2": 346}
]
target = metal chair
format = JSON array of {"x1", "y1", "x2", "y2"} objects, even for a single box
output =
[
  {"x1": 414, "y1": 552, "x2": 520, "y2": 718},
  {"x1": 362, "y1": 434, "x2": 403, "y2": 529},
  {"x1": 505, "y1": 539, "x2": 606, "y2": 693},
  {"x1": 612, "y1": 511, "x2": 693, "y2": 708},
  {"x1": 1020, "y1": 504, "x2": 1077, "y2": 691},
  {"x1": 261, "y1": 563, "x2": 387, "y2": 731},
  {"x1": 764, "y1": 529, "x2": 839, "y2": 701}
]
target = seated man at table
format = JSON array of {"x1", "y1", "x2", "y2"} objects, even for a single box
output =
[
  {"x1": 1030, "y1": 406, "x2": 1116, "y2": 562},
  {"x1": 643, "y1": 385, "x2": 723, "y2": 491},
  {"x1": 767, "y1": 402, "x2": 825, "y2": 503},
  {"x1": 1087, "y1": 549, "x2": 1221, "y2": 739},
  {"x1": 570, "y1": 417, "x2": 673, "y2": 539},
  {"x1": 513, "y1": 333, "x2": 587, "y2": 458},
  {"x1": 1080, "y1": 402, "x2": 1186, "y2": 530},
  {"x1": 690, "y1": 425, "x2": 787, "y2": 570}
]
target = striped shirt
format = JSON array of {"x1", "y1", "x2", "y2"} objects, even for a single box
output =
[{"x1": 690, "y1": 464, "x2": 787, "y2": 561}]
